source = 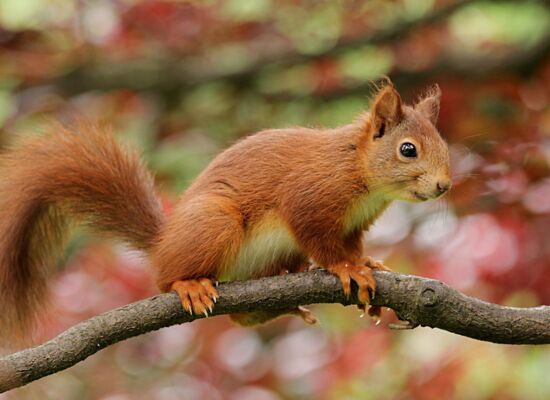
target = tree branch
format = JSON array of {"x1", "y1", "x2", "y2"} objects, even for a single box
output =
[
  {"x1": 267, "y1": 30, "x2": 550, "y2": 102},
  {"x1": 52, "y1": 0, "x2": 479, "y2": 95},
  {"x1": 1, "y1": 270, "x2": 550, "y2": 393},
  {"x1": 45, "y1": 0, "x2": 550, "y2": 105}
]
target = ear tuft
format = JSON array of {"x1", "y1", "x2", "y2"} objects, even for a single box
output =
[
  {"x1": 373, "y1": 85, "x2": 403, "y2": 124},
  {"x1": 415, "y1": 84, "x2": 441, "y2": 125},
  {"x1": 369, "y1": 83, "x2": 403, "y2": 139}
]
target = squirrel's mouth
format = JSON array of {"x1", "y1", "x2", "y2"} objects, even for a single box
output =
[{"x1": 413, "y1": 191, "x2": 430, "y2": 201}]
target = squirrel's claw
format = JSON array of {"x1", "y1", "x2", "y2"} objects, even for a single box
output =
[
  {"x1": 171, "y1": 278, "x2": 219, "y2": 317},
  {"x1": 357, "y1": 303, "x2": 384, "y2": 324},
  {"x1": 326, "y1": 259, "x2": 393, "y2": 324},
  {"x1": 326, "y1": 261, "x2": 376, "y2": 304},
  {"x1": 389, "y1": 320, "x2": 418, "y2": 330}
]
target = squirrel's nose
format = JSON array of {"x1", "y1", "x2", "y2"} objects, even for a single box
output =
[{"x1": 436, "y1": 180, "x2": 451, "y2": 194}]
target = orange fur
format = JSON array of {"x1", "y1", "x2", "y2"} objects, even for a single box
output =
[
  {"x1": 0, "y1": 82, "x2": 451, "y2": 338},
  {"x1": 152, "y1": 84, "x2": 450, "y2": 290},
  {"x1": 0, "y1": 123, "x2": 164, "y2": 341}
]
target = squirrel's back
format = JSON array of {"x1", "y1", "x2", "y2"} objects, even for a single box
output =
[{"x1": 185, "y1": 126, "x2": 363, "y2": 214}]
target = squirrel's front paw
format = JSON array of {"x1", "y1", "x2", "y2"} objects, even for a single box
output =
[
  {"x1": 326, "y1": 261, "x2": 376, "y2": 304},
  {"x1": 171, "y1": 278, "x2": 219, "y2": 317}
]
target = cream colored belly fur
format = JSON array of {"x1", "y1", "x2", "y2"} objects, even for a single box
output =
[
  {"x1": 222, "y1": 211, "x2": 300, "y2": 281},
  {"x1": 222, "y1": 194, "x2": 388, "y2": 281}
]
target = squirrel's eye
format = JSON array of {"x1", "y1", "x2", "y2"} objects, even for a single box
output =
[{"x1": 400, "y1": 142, "x2": 417, "y2": 158}]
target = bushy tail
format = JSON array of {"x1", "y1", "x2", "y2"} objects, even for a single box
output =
[{"x1": 0, "y1": 122, "x2": 165, "y2": 343}]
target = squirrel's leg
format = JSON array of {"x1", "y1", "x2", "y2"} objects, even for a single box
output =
[
  {"x1": 230, "y1": 306, "x2": 318, "y2": 326},
  {"x1": 297, "y1": 229, "x2": 387, "y2": 306},
  {"x1": 153, "y1": 194, "x2": 244, "y2": 316},
  {"x1": 291, "y1": 229, "x2": 382, "y2": 307},
  {"x1": 359, "y1": 256, "x2": 391, "y2": 272}
]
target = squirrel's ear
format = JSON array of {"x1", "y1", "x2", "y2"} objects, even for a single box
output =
[
  {"x1": 415, "y1": 84, "x2": 441, "y2": 125},
  {"x1": 371, "y1": 85, "x2": 403, "y2": 139}
]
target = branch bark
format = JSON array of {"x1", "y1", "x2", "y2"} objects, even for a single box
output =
[{"x1": 1, "y1": 270, "x2": 550, "y2": 393}]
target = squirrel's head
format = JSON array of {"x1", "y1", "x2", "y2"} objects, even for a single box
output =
[{"x1": 361, "y1": 83, "x2": 451, "y2": 202}]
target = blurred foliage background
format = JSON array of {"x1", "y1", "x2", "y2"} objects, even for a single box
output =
[{"x1": 1, "y1": 0, "x2": 550, "y2": 399}]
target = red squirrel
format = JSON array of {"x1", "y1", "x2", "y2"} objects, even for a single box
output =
[{"x1": 0, "y1": 82, "x2": 450, "y2": 338}]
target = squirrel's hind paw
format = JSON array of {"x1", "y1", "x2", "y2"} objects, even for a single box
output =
[
  {"x1": 360, "y1": 256, "x2": 392, "y2": 272},
  {"x1": 292, "y1": 306, "x2": 319, "y2": 325}
]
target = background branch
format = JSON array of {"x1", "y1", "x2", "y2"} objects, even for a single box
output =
[
  {"x1": 41, "y1": 0, "x2": 550, "y2": 108},
  {"x1": 263, "y1": 30, "x2": 550, "y2": 102},
  {"x1": 51, "y1": 0, "x2": 480, "y2": 95},
  {"x1": 1, "y1": 270, "x2": 550, "y2": 393}
]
